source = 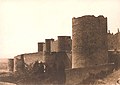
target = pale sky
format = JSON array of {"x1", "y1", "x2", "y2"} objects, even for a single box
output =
[{"x1": 0, "y1": 0, "x2": 120, "y2": 58}]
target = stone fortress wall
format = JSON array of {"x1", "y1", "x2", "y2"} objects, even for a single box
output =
[
  {"x1": 7, "y1": 15, "x2": 120, "y2": 84},
  {"x1": 13, "y1": 36, "x2": 72, "y2": 72},
  {"x1": 43, "y1": 36, "x2": 72, "y2": 71}
]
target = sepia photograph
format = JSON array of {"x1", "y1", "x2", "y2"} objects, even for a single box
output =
[{"x1": 0, "y1": 0, "x2": 120, "y2": 85}]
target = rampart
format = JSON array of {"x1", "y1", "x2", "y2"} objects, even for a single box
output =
[{"x1": 14, "y1": 52, "x2": 43, "y2": 72}]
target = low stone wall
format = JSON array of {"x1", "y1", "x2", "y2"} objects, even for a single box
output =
[
  {"x1": 14, "y1": 52, "x2": 43, "y2": 72},
  {"x1": 23, "y1": 52, "x2": 43, "y2": 65},
  {"x1": 65, "y1": 64, "x2": 114, "y2": 85}
]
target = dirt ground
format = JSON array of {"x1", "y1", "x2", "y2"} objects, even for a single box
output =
[{"x1": 1, "y1": 69, "x2": 120, "y2": 85}]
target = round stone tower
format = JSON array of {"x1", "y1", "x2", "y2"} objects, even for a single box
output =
[{"x1": 72, "y1": 15, "x2": 108, "y2": 68}]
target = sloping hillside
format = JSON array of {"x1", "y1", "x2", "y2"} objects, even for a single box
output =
[
  {"x1": 102, "y1": 69, "x2": 120, "y2": 85},
  {"x1": 0, "y1": 58, "x2": 8, "y2": 63},
  {"x1": 0, "y1": 58, "x2": 8, "y2": 71},
  {"x1": 92, "y1": 69, "x2": 120, "y2": 85},
  {"x1": 0, "y1": 82, "x2": 16, "y2": 85},
  {"x1": 0, "y1": 63, "x2": 7, "y2": 70}
]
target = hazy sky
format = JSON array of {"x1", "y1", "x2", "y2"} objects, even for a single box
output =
[{"x1": 0, "y1": 0, "x2": 120, "y2": 58}]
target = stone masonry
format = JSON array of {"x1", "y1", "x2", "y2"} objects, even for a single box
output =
[{"x1": 72, "y1": 15, "x2": 108, "y2": 68}]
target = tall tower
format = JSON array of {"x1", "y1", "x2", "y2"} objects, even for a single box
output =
[
  {"x1": 58, "y1": 36, "x2": 71, "y2": 52},
  {"x1": 44, "y1": 39, "x2": 54, "y2": 63},
  {"x1": 38, "y1": 42, "x2": 44, "y2": 52},
  {"x1": 72, "y1": 15, "x2": 108, "y2": 68},
  {"x1": 8, "y1": 59, "x2": 14, "y2": 72}
]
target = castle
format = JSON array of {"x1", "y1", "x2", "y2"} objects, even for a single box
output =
[{"x1": 7, "y1": 15, "x2": 120, "y2": 84}]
